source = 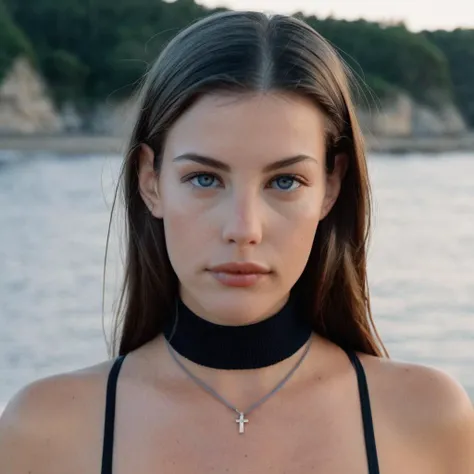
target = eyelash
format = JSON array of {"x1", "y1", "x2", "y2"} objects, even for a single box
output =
[{"x1": 182, "y1": 172, "x2": 307, "y2": 192}]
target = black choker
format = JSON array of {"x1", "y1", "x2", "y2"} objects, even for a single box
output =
[{"x1": 163, "y1": 297, "x2": 313, "y2": 370}]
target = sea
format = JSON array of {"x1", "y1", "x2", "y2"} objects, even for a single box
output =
[{"x1": 0, "y1": 150, "x2": 473, "y2": 413}]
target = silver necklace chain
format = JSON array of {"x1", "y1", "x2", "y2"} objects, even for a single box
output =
[{"x1": 164, "y1": 301, "x2": 313, "y2": 434}]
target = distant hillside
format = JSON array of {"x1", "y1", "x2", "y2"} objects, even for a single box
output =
[
  {"x1": 1, "y1": 0, "x2": 473, "y2": 128},
  {"x1": 300, "y1": 17, "x2": 453, "y2": 107},
  {"x1": 0, "y1": 0, "x2": 34, "y2": 80},
  {"x1": 422, "y1": 29, "x2": 474, "y2": 127}
]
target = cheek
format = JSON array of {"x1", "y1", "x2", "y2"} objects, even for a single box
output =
[
  {"x1": 277, "y1": 209, "x2": 319, "y2": 252},
  {"x1": 160, "y1": 183, "x2": 213, "y2": 274},
  {"x1": 271, "y1": 192, "x2": 323, "y2": 277},
  {"x1": 274, "y1": 187, "x2": 323, "y2": 236}
]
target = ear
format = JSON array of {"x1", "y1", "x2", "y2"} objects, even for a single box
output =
[
  {"x1": 320, "y1": 153, "x2": 348, "y2": 221},
  {"x1": 138, "y1": 143, "x2": 163, "y2": 218}
]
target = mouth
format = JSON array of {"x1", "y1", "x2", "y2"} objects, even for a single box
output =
[
  {"x1": 207, "y1": 262, "x2": 271, "y2": 274},
  {"x1": 206, "y1": 262, "x2": 271, "y2": 287}
]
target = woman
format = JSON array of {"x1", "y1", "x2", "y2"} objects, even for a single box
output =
[{"x1": 0, "y1": 10, "x2": 472, "y2": 474}]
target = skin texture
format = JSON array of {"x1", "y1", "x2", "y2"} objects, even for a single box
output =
[
  {"x1": 0, "y1": 92, "x2": 472, "y2": 474},
  {"x1": 139, "y1": 92, "x2": 346, "y2": 325}
]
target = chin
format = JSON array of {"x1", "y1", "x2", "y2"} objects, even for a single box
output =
[{"x1": 185, "y1": 286, "x2": 288, "y2": 326}]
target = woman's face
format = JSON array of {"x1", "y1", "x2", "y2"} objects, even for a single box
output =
[{"x1": 139, "y1": 92, "x2": 346, "y2": 324}]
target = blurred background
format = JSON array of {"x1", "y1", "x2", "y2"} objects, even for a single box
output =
[{"x1": 0, "y1": 0, "x2": 473, "y2": 410}]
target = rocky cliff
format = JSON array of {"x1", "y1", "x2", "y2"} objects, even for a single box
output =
[
  {"x1": 0, "y1": 57, "x2": 63, "y2": 134},
  {"x1": 357, "y1": 93, "x2": 466, "y2": 137}
]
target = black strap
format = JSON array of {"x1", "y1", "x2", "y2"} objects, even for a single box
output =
[
  {"x1": 345, "y1": 350, "x2": 381, "y2": 474},
  {"x1": 101, "y1": 352, "x2": 380, "y2": 474},
  {"x1": 101, "y1": 355, "x2": 126, "y2": 474}
]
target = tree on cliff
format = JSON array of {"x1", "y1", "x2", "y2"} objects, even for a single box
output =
[
  {"x1": 300, "y1": 17, "x2": 453, "y2": 109},
  {"x1": 423, "y1": 29, "x2": 474, "y2": 127},
  {"x1": 2, "y1": 0, "x2": 213, "y2": 102},
  {"x1": 0, "y1": 0, "x2": 34, "y2": 81}
]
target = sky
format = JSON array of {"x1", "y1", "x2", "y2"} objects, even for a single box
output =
[{"x1": 198, "y1": 0, "x2": 474, "y2": 31}]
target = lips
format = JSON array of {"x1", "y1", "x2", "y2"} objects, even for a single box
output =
[
  {"x1": 207, "y1": 262, "x2": 271, "y2": 288},
  {"x1": 208, "y1": 262, "x2": 271, "y2": 274}
]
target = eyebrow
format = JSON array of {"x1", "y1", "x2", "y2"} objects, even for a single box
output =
[{"x1": 172, "y1": 153, "x2": 318, "y2": 172}]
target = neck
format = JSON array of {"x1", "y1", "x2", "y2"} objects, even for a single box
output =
[
  {"x1": 163, "y1": 295, "x2": 313, "y2": 370},
  {"x1": 160, "y1": 294, "x2": 315, "y2": 406},
  {"x1": 160, "y1": 331, "x2": 316, "y2": 408}
]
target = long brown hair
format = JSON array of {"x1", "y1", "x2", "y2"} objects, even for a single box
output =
[{"x1": 105, "y1": 10, "x2": 387, "y2": 358}]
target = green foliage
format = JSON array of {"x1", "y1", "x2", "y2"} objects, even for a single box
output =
[
  {"x1": 423, "y1": 29, "x2": 474, "y2": 127},
  {"x1": 0, "y1": 0, "x2": 34, "y2": 80},
  {"x1": 1, "y1": 0, "x2": 473, "y2": 127},
  {"x1": 2, "y1": 0, "x2": 212, "y2": 102},
  {"x1": 362, "y1": 75, "x2": 401, "y2": 105},
  {"x1": 42, "y1": 50, "x2": 89, "y2": 102},
  {"x1": 303, "y1": 17, "x2": 453, "y2": 108}
]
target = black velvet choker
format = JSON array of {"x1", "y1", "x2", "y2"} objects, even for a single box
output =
[{"x1": 163, "y1": 297, "x2": 313, "y2": 370}]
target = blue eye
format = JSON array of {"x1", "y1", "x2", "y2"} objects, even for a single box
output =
[
  {"x1": 185, "y1": 173, "x2": 304, "y2": 191},
  {"x1": 271, "y1": 175, "x2": 301, "y2": 191},
  {"x1": 188, "y1": 173, "x2": 220, "y2": 188}
]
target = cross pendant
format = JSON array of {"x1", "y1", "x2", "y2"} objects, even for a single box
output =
[{"x1": 235, "y1": 412, "x2": 249, "y2": 434}]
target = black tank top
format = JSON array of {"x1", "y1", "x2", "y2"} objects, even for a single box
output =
[{"x1": 100, "y1": 350, "x2": 380, "y2": 474}]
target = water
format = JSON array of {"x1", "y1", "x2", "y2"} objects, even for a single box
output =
[{"x1": 0, "y1": 151, "x2": 473, "y2": 413}]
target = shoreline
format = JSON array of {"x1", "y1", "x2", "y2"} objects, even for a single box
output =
[
  {"x1": 366, "y1": 133, "x2": 474, "y2": 154},
  {"x1": 0, "y1": 133, "x2": 474, "y2": 155},
  {"x1": 0, "y1": 135, "x2": 127, "y2": 155}
]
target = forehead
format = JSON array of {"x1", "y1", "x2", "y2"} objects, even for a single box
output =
[{"x1": 163, "y1": 92, "x2": 327, "y2": 164}]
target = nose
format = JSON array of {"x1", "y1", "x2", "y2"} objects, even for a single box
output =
[{"x1": 221, "y1": 193, "x2": 263, "y2": 246}]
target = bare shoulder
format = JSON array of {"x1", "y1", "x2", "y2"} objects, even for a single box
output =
[
  {"x1": 358, "y1": 354, "x2": 472, "y2": 418},
  {"x1": 0, "y1": 359, "x2": 115, "y2": 474},
  {"x1": 359, "y1": 354, "x2": 474, "y2": 473}
]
